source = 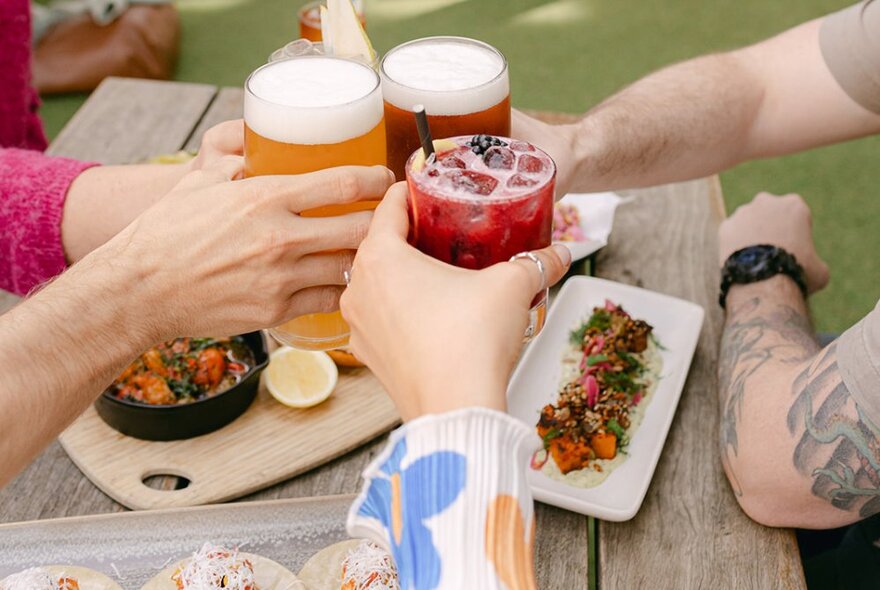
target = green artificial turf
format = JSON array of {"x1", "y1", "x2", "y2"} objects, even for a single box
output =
[{"x1": 38, "y1": 0, "x2": 876, "y2": 332}]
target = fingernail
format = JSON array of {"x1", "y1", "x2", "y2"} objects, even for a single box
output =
[
  {"x1": 385, "y1": 167, "x2": 396, "y2": 184},
  {"x1": 552, "y1": 243, "x2": 572, "y2": 267}
]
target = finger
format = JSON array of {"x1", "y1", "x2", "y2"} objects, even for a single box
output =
[
  {"x1": 201, "y1": 119, "x2": 245, "y2": 156},
  {"x1": 245, "y1": 165, "x2": 395, "y2": 213},
  {"x1": 367, "y1": 182, "x2": 409, "y2": 240},
  {"x1": 284, "y1": 285, "x2": 346, "y2": 318},
  {"x1": 290, "y1": 210, "x2": 373, "y2": 252},
  {"x1": 203, "y1": 155, "x2": 246, "y2": 181},
  {"x1": 284, "y1": 250, "x2": 356, "y2": 289},
  {"x1": 503, "y1": 243, "x2": 572, "y2": 295},
  {"x1": 172, "y1": 155, "x2": 244, "y2": 191}
]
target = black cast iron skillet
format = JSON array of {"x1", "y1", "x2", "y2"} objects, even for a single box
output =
[{"x1": 95, "y1": 331, "x2": 269, "y2": 441}]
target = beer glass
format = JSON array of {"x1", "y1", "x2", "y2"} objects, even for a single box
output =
[
  {"x1": 381, "y1": 36, "x2": 511, "y2": 179},
  {"x1": 244, "y1": 56, "x2": 386, "y2": 350}
]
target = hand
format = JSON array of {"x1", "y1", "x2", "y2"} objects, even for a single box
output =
[
  {"x1": 187, "y1": 119, "x2": 244, "y2": 171},
  {"x1": 102, "y1": 157, "x2": 394, "y2": 341},
  {"x1": 512, "y1": 109, "x2": 578, "y2": 196},
  {"x1": 340, "y1": 183, "x2": 571, "y2": 421},
  {"x1": 719, "y1": 192, "x2": 829, "y2": 294}
]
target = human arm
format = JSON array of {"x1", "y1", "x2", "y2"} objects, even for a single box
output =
[
  {"x1": 341, "y1": 184, "x2": 571, "y2": 587},
  {"x1": 717, "y1": 193, "x2": 880, "y2": 528},
  {"x1": 0, "y1": 158, "x2": 393, "y2": 486},
  {"x1": 513, "y1": 7, "x2": 880, "y2": 194},
  {"x1": 61, "y1": 119, "x2": 245, "y2": 262},
  {"x1": 0, "y1": 120, "x2": 245, "y2": 295}
]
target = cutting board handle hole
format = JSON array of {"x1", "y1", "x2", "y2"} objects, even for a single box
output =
[{"x1": 142, "y1": 473, "x2": 191, "y2": 491}]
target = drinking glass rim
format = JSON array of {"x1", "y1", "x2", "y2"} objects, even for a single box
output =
[
  {"x1": 380, "y1": 36, "x2": 509, "y2": 95},
  {"x1": 245, "y1": 55, "x2": 381, "y2": 111},
  {"x1": 405, "y1": 135, "x2": 557, "y2": 203}
]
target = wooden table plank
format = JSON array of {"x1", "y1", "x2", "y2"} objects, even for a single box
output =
[
  {"x1": 183, "y1": 87, "x2": 244, "y2": 153},
  {"x1": 47, "y1": 77, "x2": 217, "y2": 164},
  {"x1": 596, "y1": 181, "x2": 806, "y2": 589}
]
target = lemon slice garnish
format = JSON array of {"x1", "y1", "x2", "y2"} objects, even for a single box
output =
[
  {"x1": 410, "y1": 139, "x2": 461, "y2": 172},
  {"x1": 322, "y1": 0, "x2": 375, "y2": 63},
  {"x1": 265, "y1": 347, "x2": 338, "y2": 408}
]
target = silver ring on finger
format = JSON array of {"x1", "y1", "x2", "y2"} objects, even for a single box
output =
[
  {"x1": 509, "y1": 251, "x2": 546, "y2": 290},
  {"x1": 343, "y1": 269, "x2": 352, "y2": 286}
]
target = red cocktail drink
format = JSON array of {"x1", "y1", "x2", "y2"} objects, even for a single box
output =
[{"x1": 406, "y1": 135, "x2": 556, "y2": 337}]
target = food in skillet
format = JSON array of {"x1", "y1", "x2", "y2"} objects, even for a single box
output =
[
  {"x1": 109, "y1": 337, "x2": 255, "y2": 405},
  {"x1": 534, "y1": 300, "x2": 663, "y2": 487},
  {"x1": 297, "y1": 540, "x2": 399, "y2": 590},
  {"x1": 144, "y1": 544, "x2": 303, "y2": 590},
  {"x1": 0, "y1": 566, "x2": 121, "y2": 590}
]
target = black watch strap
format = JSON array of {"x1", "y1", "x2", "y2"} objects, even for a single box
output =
[{"x1": 719, "y1": 244, "x2": 808, "y2": 309}]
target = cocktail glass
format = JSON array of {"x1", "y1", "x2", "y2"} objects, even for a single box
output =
[{"x1": 406, "y1": 135, "x2": 556, "y2": 339}]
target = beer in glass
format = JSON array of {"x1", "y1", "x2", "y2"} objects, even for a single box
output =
[
  {"x1": 381, "y1": 36, "x2": 510, "y2": 179},
  {"x1": 244, "y1": 56, "x2": 386, "y2": 350}
]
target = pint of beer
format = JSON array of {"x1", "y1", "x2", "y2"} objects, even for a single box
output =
[
  {"x1": 381, "y1": 36, "x2": 510, "y2": 179},
  {"x1": 244, "y1": 56, "x2": 386, "y2": 350}
]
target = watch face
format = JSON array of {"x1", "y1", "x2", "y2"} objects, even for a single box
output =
[{"x1": 733, "y1": 245, "x2": 775, "y2": 271}]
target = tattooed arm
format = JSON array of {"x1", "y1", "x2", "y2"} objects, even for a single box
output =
[{"x1": 718, "y1": 197, "x2": 880, "y2": 528}]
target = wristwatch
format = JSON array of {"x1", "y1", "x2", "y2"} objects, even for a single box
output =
[{"x1": 719, "y1": 244, "x2": 808, "y2": 309}]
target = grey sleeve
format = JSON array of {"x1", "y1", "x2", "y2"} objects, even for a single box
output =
[{"x1": 819, "y1": 0, "x2": 880, "y2": 114}]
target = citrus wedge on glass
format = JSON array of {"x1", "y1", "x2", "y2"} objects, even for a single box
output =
[{"x1": 320, "y1": 0, "x2": 376, "y2": 63}]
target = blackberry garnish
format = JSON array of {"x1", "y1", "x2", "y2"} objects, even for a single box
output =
[{"x1": 467, "y1": 134, "x2": 508, "y2": 155}]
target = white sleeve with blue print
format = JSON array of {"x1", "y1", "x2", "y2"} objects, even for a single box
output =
[{"x1": 347, "y1": 407, "x2": 540, "y2": 590}]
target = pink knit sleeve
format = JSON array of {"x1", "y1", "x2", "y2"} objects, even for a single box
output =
[{"x1": 0, "y1": 148, "x2": 99, "y2": 295}]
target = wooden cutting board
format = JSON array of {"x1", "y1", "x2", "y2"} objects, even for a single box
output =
[{"x1": 59, "y1": 364, "x2": 399, "y2": 510}]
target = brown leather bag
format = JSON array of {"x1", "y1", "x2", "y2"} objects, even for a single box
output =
[{"x1": 32, "y1": 3, "x2": 180, "y2": 95}]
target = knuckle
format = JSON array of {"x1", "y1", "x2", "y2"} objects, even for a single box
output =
[
  {"x1": 336, "y1": 173, "x2": 361, "y2": 202},
  {"x1": 319, "y1": 286, "x2": 344, "y2": 313}
]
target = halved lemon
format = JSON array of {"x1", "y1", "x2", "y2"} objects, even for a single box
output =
[{"x1": 265, "y1": 347, "x2": 338, "y2": 408}]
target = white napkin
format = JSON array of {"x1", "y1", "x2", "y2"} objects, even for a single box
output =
[{"x1": 555, "y1": 192, "x2": 624, "y2": 261}]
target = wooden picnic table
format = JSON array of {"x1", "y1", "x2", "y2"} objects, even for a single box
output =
[{"x1": 0, "y1": 77, "x2": 806, "y2": 589}]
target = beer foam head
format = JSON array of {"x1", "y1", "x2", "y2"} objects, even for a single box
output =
[
  {"x1": 245, "y1": 56, "x2": 383, "y2": 145},
  {"x1": 381, "y1": 37, "x2": 509, "y2": 116}
]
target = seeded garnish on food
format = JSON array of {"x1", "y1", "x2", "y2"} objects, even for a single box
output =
[{"x1": 534, "y1": 300, "x2": 663, "y2": 487}]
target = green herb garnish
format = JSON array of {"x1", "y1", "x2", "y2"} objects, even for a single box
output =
[
  {"x1": 606, "y1": 419, "x2": 626, "y2": 440},
  {"x1": 586, "y1": 309, "x2": 612, "y2": 332},
  {"x1": 586, "y1": 354, "x2": 609, "y2": 367},
  {"x1": 542, "y1": 428, "x2": 563, "y2": 449},
  {"x1": 570, "y1": 323, "x2": 589, "y2": 345},
  {"x1": 650, "y1": 333, "x2": 667, "y2": 350},
  {"x1": 167, "y1": 377, "x2": 199, "y2": 400}
]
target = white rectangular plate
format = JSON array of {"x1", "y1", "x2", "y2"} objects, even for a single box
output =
[{"x1": 507, "y1": 276, "x2": 704, "y2": 521}]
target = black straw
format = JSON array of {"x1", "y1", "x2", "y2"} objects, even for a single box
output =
[{"x1": 413, "y1": 104, "x2": 434, "y2": 161}]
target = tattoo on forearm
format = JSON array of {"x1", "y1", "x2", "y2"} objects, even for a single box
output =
[
  {"x1": 718, "y1": 297, "x2": 818, "y2": 495},
  {"x1": 787, "y1": 344, "x2": 880, "y2": 518}
]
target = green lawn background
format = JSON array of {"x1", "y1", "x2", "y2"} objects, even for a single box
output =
[{"x1": 39, "y1": 0, "x2": 878, "y2": 332}]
